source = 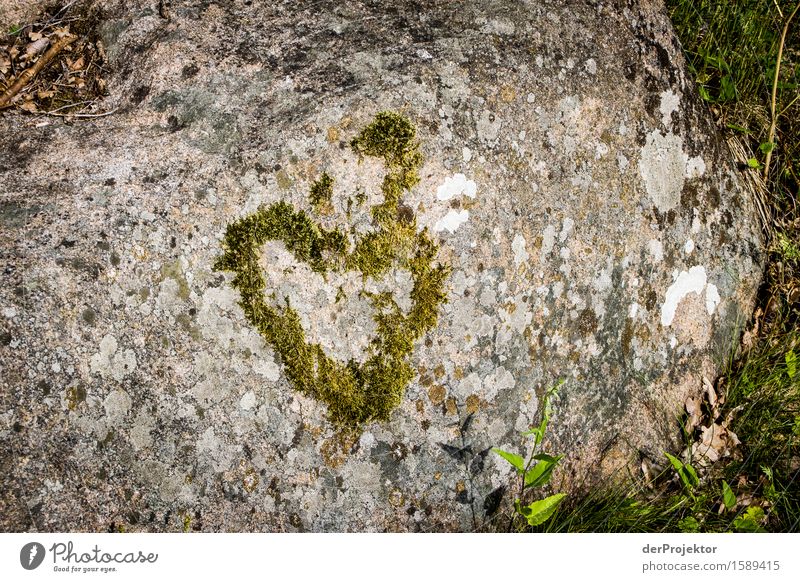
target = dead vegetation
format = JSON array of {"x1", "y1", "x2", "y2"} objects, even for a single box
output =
[{"x1": 0, "y1": 2, "x2": 109, "y2": 116}]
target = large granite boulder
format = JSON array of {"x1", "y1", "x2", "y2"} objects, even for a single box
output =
[{"x1": 0, "y1": 0, "x2": 762, "y2": 531}]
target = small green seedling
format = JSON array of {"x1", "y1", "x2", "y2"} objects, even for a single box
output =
[
  {"x1": 493, "y1": 381, "x2": 566, "y2": 528},
  {"x1": 733, "y1": 506, "x2": 766, "y2": 532},
  {"x1": 721, "y1": 480, "x2": 736, "y2": 511},
  {"x1": 664, "y1": 451, "x2": 700, "y2": 497}
]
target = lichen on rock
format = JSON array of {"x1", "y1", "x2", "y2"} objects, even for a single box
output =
[{"x1": 214, "y1": 112, "x2": 450, "y2": 427}]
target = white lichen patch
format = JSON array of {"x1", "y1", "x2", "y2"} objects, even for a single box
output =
[
  {"x1": 483, "y1": 366, "x2": 515, "y2": 401},
  {"x1": 684, "y1": 239, "x2": 695, "y2": 255},
  {"x1": 477, "y1": 109, "x2": 502, "y2": 143},
  {"x1": 639, "y1": 130, "x2": 687, "y2": 213},
  {"x1": 436, "y1": 173, "x2": 477, "y2": 201},
  {"x1": 512, "y1": 233, "x2": 529, "y2": 265},
  {"x1": 685, "y1": 156, "x2": 707, "y2": 178},
  {"x1": 559, "y1": 218, "x2": 574, "y2": 242},
  {"x1": 239, "y1": 390, "x2": 257, "y2": 411},
  {"x1": 659, "y1": 90, "x2": 680, "y2": 127},
  {"x1": 89, "y1": 334, "x2": 137, "y2": 381},
  {"x1": 541, "y1": 224, "x2": 557, "y2": 261},
  {"x1": 434, "y1": 209, "x2": 469, "y2": 233},
  {"x1": 197, "y1": 286, "x2": 244, "y2": 345},
  {"x1": 660, "y1": 265, "x2": 722, "y2": 326},
  {"x1": 102, "y1": 389, "x2": 132, "y2": 426},
  {"x1": 705, "y1": 283, "x2": 721, "y2": 315},
  {"x1": 130, "y1": 410, "x2": 156, "y2": 451},
  {"x1": 196, "y1": 426, "x2": 235, "y2": 472},
  {"x1": 496, "y1": 294, "x2": 533, "y2": 347},
  {"x1": 258, "y1": 240, "x2": 413, "y2": 363}
]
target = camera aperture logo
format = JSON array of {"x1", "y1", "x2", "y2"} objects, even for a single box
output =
[
  {"x1": 20, "y1": 542, "x2": 46, "y2": 570},
  {"x1": 19, "y1": 541, "x2": 158, "y2": 574}
]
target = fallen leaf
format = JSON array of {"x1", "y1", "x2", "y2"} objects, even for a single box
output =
[
  {"x1": 694, "y1": 422, "x2": 740, "y2": 464},
  {"x1": 20, "y1": 101, "x2": 38, "y2": 113},
  {"x1": 69, "y1": 56, "x2": 85, "y2": 71},
  {"x1": 641, "y1": 458, "x2": 658, "y2": 488},
  {"x1": 28, "y1": 31, "x2": 43, "y2": 41},
  {"x1": 702, "y1": 375, "x2": 722, "y2": 420},
  {"x1": 24, "y1": 37, "x2": 50, "y2": 60},
  {"x1": 53, "y1": 26, "x2": 71, "y2": 39},
  {"x1": 684, "y1": 395, "x2": 703, "y2": 433}
]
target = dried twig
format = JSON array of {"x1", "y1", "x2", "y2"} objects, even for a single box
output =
[
  {"x1": 763, "y1": 2, "x2": 800, "y2": 181},
  {"x1": 0, "y1": 34, "x2": 77, "y2": 108},
  {"x1": 36, "y1": 107, "x2": 119, "y2": 119},
  {"x1": 39, "y1": 106, "x2": 118, "y2": 118},
  {"x1": 43, "y1": 99, "x2": 94, "y2": 114}
]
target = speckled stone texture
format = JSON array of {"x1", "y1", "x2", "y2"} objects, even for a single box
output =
[{"x1": 0, "y1": 0, "x2": 763, "y2": 532}]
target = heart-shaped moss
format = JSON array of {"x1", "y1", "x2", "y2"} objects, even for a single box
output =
[{"x1": 214, "y1": 112, "x2": 450, "y2": 427}]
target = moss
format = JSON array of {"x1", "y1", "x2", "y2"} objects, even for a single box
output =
[
  {"x1": 215, "y1": 112, "x2": 450, "y2": 429},
  {"x1": 66, "y1": 385, "x2": 86, "y2": 411},
  {"x1": 309, "y1": 172, "x2": 334, "y2": 214}
]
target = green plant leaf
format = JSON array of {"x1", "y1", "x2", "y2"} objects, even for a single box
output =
[
  {"x1": 722, "y1": 480, "x2": 736, "y2": 510},
  {"x1": 524, "y1": 454, "x2": 563, "y2": 489},
  {"x1": 759, "y1": 141, "x2": 775, "y2": 154},
  {"x1": 533, "y1": 453, "x2": 561, "y2": 462},
  {"x1": 522, "y1": 493, "x2": 566, "y2": 527},
  {"x1": 698, "y1": 85, "x2": 711, "y2": 102},
  {"x1": 733, "y1": 506, "x2": 766, "y2": 533},
  {"x1": 664, "y1": 452, "x2": 684, "y2": 472},
  {"x1": 747, "y1": 158, "x2": 761, "y2": 169},
  {"x1": 492, "y1": 448, "x2": 525, "y2": 473},
  {"x1": 678, "y1": 516, "x2": 700, "y2": 532},
  {"x1": 719, "y1": 75, "x2": 736, "y2": 101},
  {"x1": 684, "y1": 462, "x2": 700, "y2": 488},
  {"x1": 665, "y1": 452, "x2": 697, "y2": 491},
  {"x1": 726, "y1": 123, "x2": 750, "y2": 134},
  {"x1": 786, "y1": 350, "x2": 796, "y2": 379}
]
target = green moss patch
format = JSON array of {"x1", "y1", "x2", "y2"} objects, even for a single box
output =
[
  {"x1": 214, "y1": 112, "x2": 450, "y2": 428},
  {"x1": 309, "y1": 172, "x2": 334, "y2": 214}
]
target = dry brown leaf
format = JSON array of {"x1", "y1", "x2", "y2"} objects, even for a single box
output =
[
  {"x1": 70, "y1": 56, "x2": 85, "y2": 71},
  {"x1": 695, "y1": 422, "x2": 740, "y2": 464},
  {"x1": 37, "y1": 90, "x2": 55, "y2": 99},
  {"x1": 641, "y1": 458, "x2": 658, "y2": 488},
  {"x1": 19, "y1": 101, "x2": 38, "y2": 113},
  {"x1": 702, "y1": 375, "x2": 721, "y2": 420},
  {"x1": 0, "y1": 53, "x2": 9, "y2": 76},
  {"x1": 96, "y1": 39, "x2": 107, "y2": 62},
  {"x1": 28, "y1": 31, "x2": 43, "y2": 41},
  {"x1": 684, "y1": 395, "x2": 703, "y2": 433},
  {"x1": 53, "y1": 27, "x2": 71, "y2": 39},
  {"x1": 25, "y1": 38, "x2": 50, "y2": 60}
]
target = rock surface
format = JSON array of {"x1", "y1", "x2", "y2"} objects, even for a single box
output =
[{"x1": 0, "y1": 0, "x2": 763, "y2": 532}]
